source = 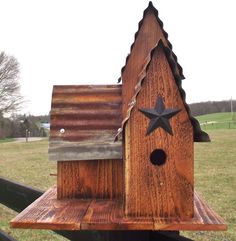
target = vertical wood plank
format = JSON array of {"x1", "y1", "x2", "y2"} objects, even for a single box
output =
[
  {"x1": 124, "y1": 45, "x2": 194, "y2": 218},
  {"x1": 57, "y1": 160, "x2": 123, "y2": 200}
]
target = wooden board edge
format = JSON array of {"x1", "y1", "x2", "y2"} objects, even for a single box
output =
[
  {"x1": 10, "y1": 188, "x2": 227, "y2": 231},
  {"x1": 194, "y1": 191, "x2": 227, "y2": 231},
  {"x1": 10, "y1": 187, "x2": 55, "y2": 229},
  {"x1": 153, "y1": 223, "x2": 227, "y2": 231},
  {"x1": 10, "y1": 221, "x2": 81, "y2": 230}
]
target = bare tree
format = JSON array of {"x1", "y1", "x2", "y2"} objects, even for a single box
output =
[{"x1": 0, "y1": 52, "x2": 23, "y2": 115}]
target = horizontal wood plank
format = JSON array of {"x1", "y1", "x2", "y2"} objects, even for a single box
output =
[
  {"x1": 10, "y1": 187, "x2": 91, "y2": 230},
  {"x1": 49, "y1": 141, "x2": 122, "y2": 161},
  {"x1": 11, "y1": 187, "x2": 227, "y2": 231}
]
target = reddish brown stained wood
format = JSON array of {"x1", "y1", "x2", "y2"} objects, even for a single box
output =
[
  {"x1": 10, "y1": 187, "x2": 91, "y2": 230},
  {"x1": 153, "y1": 192, "x2": 227, "y2": 231},
  {"x1": 11, "y1": 187, "x2": 227, "y2": 231},
  {"x1": 57, "y1": 160, "x2": 123, "y2": 199},
  {"x1": 122, "y1": 10, "x2": 170, "y2": 119},
  {"x1": 124, "y1": 44, "x2": 194, "y2": 218},
  {"x1": 81, "y1": 199, "x2": 154, "y2": 230},
  {"x1": 81, "y1": 199, "x2": 123, "y2": 230}
]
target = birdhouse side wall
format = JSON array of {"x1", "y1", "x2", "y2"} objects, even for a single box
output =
[
  {"x1": 57, "y1": 160, "x2": 123, "y2": 200},
  {"x1": 124, "y1": 46, "x2": 194, "y2": 218}
]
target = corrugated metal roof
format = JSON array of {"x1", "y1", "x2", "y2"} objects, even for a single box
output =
[{"x1": 49, "y1": 85, "x2": 122, "y2": 161}]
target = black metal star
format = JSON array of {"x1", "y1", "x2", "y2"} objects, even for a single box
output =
[{"x1": 139, "y1": 96, "x2": 181, "y2": 136}]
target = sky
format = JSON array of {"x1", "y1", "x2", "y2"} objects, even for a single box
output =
[{"x1": 0, "y1": 0, "x2": 235, "y2": 115}]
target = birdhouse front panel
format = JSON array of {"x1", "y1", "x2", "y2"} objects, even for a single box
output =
[{"x1": 124, "y1": 42, "x2": 194, "y2": 218}]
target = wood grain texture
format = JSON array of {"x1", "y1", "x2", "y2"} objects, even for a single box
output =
[
  {"x1": 11, "y1": 187, "x2": 227, "y2": 231},
  {"x1": 122, "y1": 11, "x2": 170, "y2": 119},
  {"x1": 49, "y1": 140, "x2": 122, "y2": 161},
  {"x1": 57, "y1": 160, "x2": 123, "y2": 199},
  {"x1": 124, "y1": 45, "x2": 194, "y2": 218}
]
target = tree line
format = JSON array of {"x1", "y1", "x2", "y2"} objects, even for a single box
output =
[
  {"x1": 189, "y1": 100, "x2": 236, "y2": 116},
  {"x1": 0, "y1": 51, "x2": 49, "y2": 139},
  {"x1": 0, "y1": 114, "x2": 48, "y2": 139}
]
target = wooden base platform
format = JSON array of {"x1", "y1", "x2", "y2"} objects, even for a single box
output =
[{"x1": 11, "y1": 187, "x2": 226, "y2": 231}]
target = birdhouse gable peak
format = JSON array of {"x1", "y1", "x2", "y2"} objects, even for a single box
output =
[
  {"x1": 116, "y1": 40, "x2": 210, "y2": 142},
  {"x1": 119, "y1": 1, "x2": 184, "y2": 82}
]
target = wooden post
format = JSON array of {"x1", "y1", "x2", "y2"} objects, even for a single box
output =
[{"x1": 25, "y1": 129, "x2": 28, "y2": 142}]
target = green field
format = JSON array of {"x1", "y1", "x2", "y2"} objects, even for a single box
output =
[
  {"x1": 0, "y1": 130, "x2": 236, "y2": 241},
  {"x1": 0, "y1": 140, "x2": 64, "y2": 241},
  {"x1": 196, "y1": 112, "x2": 236, "y2": 130},
  {"x1": 0, "y1": 138, "x2": 15, "y2": 143}
]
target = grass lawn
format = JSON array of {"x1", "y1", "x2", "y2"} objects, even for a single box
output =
[
  {"x1": 0, "y1": 139, "x2": 65, "y2": 241},
  {"x1": 0, "y1": 138, "x2": 15, "y2": 143},
  {"x1": 0, "y1": 130, "x2": 235, "y2": 241},
  {"x1": 196, "y1": 112, "x2": 236, "y2": 123},
  {"x1": 182, "y1": 129, "x2": 236, "y2": 241},
  {"x1": 196, "y1": 112, "x2": 236, "y2": 130}
]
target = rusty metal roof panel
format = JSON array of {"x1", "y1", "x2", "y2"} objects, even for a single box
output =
[{"x1": 49, "y1": 85, "x2": 122, "y2": 161}]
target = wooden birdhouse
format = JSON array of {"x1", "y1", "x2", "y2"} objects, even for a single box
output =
[{"x1": 11, "y1": 2, "x2": 226, "y2": 232}]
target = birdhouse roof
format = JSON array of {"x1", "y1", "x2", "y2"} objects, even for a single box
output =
[
  {"x1": 118, "y1": 1, "x2": 184, "y2": 83},
  {"x1": 116, "y1": 40, "x2": 210, "y2": 142},
  {"x1": 49, "y1": 85, "x2": 122, "y2": 161}
]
